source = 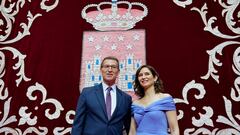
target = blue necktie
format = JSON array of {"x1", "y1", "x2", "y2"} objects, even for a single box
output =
[{"x1": 106, "y1": 87, "x2": 112, "y2": 119}]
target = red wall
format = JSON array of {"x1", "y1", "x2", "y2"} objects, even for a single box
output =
[{"x1": 0, "y1": 0, "x2": 239, "y2": 134}]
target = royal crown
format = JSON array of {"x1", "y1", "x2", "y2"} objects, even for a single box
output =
[{"x1": 81, "y1": 0, "x2": 148, "y2": 31}]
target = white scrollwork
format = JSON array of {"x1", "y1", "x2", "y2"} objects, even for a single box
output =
[
  {"x1": 53, "y1": 127, "x2": 72, "y2": 135},
  {"x1": 184, "y1": 127, "x2": 240, "y2": 135},
  {"x1": 218, "y1": 0, "x2": 240, "y2": 35},
  {"x1": 0, "y1": 50, "x2": 8, "y2": 100},
  {"x1": 0, "y1": 46, "x2": 31, "y2": 100},
  {"x1": 0, "y1": 126, "x2": 48, "y2": 135},
  {"x1": 184, "y1": 96, "x2": 240, "y2": 134},
  {"x1": 184, "y1": 96, "x2": 240, "y2": 135},
  {"x1": 0, "y1": 0, "x2": 59, "y2": 44},
  {"x1": 174, "y1": 80, "x2": 206, "y2": 120},
  {"x1": 184, "y1": 128, "x2": 217, "y2": 135},
  {"x1": 173, "y1": 0, "x2": 193, "y2": 8},
  {"x1": 175, "y1": 80, "x2": 206, "y2": 104},
  {"x1": 40, "y1": 0, "x2": 59, "y2": 12},
  {"x1": 216, "y1": 96, "x2": 240, "y2": 131},
  {"x1": 18, "y1": 106, "x2": 37, "y2": 126},
  {"x1": 0, "y1": 1, "x2": 41, "y2": 44},
  {"x1": 0, "y1": 127, "x2": 19, "y2": 135},
  {"x1": 238, "y1": 10, "x2": 240, "y2": 19},
  {"x1": 0, "y1": 80, "x2": 8, "y2": 100},
  {"x1": 0, "y1": 97, "x2": 17, "y2": 128},
  {"x1": 233, "y1": 47, "x2": 240, "y2": 74},
  {"x1": 20, "y1": 127, "x2": 48, "y2": 135},
  {"x1": 216, "y1": 129, "x2": 240, "y2": 135},
  {"x1": 192, "y1": 106, "x2": 214, "y2": 127},
  {"x1": 0, "y1": 47, "x2": 31, "y2": 87},
  {"x1": 51, "y1": 110, "x2": 75, "y2": 134},
  {"x1": 201, "y1": 41, "x2": 240, "y2": 83},
  {"x1": 66, "y1": 110, "x2": 75, "y2": 124},
  {"x1": 236, "y1": 114, "x2": 240, "y2": 121},
  {"x1": 231, "y1": 47, "x2": 240, "y2": 101},
  {"x1": 26, "y1": 82, "x2": 64, "y2": 120},
  {"x1": 191, "y1": 3, "x2": 240, "y2": 39}
]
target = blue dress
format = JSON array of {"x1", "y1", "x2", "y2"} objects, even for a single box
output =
[{"x1": 131, "y1": 96, "x2": 176, "y2": 135}]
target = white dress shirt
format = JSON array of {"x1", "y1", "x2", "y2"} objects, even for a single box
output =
[{"x1": 102, "y1": 82, "x2": 117, "y2": 115}]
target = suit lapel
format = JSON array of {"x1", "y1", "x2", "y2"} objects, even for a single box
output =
[{"x1": 95, "y1": 84, "x2": 108, "y2": 119}]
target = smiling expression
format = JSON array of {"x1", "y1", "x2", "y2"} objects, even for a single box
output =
[{"x1": 138, "y1": 67, "x2": 157, "y2": 90}]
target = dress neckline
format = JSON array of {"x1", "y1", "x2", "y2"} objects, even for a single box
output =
[{"x1": 132, "y1": 96, "x2": 172, "y2": 109}]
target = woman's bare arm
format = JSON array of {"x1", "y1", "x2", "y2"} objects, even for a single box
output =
[
  {"x1": 166, "y1": 110, "x2": 180, "y2": 135},
  {"x1": 129, "y1": 117, "x2": 137, "y2": 135}
]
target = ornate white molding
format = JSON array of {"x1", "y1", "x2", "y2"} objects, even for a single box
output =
[
  {"x1": 218, "y1": 0, "x2": 240, "y2": 35},
  {"x1": 191, "y1": 3, "x2": 240, "y2": 39},
  {"x1": 66, "y1": 110, "x2": 75, "y2": 124},
  {"x1": 18, "y1": 106, "x2": 37, "y2": 126},
  {"x1": 0, "y1": 97, "x2": 17, "y2": 128},
  {"x1": 0, "y1": 47, "x2": 31, "y2": 86},
  {"x1": 40, "y1": 0, "x2": 59, "y2": 12},
  {"x1": 53, "y1": 127, "x2": 72, "y2": 135},
  {"x1": 52, "y1": 110, "x2": 75, "y2": 134},
  {"x1": 174, "y1": 80, "x2": 206, "y2": 120},
  {"x1": 192, "y1": 106, "x2": 214, "y2": 127},
  {"x1": 173, "y1": 1, "x2": 240, "y2": 134},
  {"x1": 0, "y1": 45, "x2": 67, "y2": 134},
  {"x1": 217, "y1": 96, "x2": 240, "y2": 131},
  {"x1": 173, "y1": 0, "x2": 193, "y2": 8},
  {"x1": 16, "y1": 127, "x2": 48, "y2": 135},
  {"x1": 201, "y1": 41, "x2": 240, "y2": 83},
  {"x1": 0, "y1": 47, "x2": 30, "y2": 101},
  {"x1": 26, "y1": 82, "x2": 64, "y2": 120},
  {"x1": 0, "y1": 82, "x2": 66, "y2": 134},
  {"x1": 231, "y1": 47, "x2": 240, "y2": 101},
  {"x1": 0, "y1": 0, "x2": 59, "y2": 44}
]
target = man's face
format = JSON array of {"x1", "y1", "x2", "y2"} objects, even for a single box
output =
[{"x1": 100, "y1": 59, "x2": 119, "y2": 86}]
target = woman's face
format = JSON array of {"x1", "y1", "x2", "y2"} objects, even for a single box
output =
[{"x1": 137, "y1": 67, "x2": 157, "y2": 90}]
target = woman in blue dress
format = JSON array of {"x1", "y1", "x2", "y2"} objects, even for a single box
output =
[{"x1": 129, "y1": 65, "x2": 179, "y2": 135}]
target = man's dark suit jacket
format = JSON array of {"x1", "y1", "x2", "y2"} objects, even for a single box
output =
[{"x1": 71, "y1": 83, "x2": 132, "y2": 135}]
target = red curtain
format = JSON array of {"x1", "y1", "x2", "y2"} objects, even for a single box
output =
[{"x1": 0, "y1": 0, "x2": 239, "y2": 134}]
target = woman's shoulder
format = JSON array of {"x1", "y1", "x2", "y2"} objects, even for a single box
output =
[
  {"x1": 133, "y1": 99, "x2": 141, "y2": 104},
  {"x1": 156, "y1": 93, "x2": 171, "y2": 98},
  {"x1": 161, "y1": 93, "x2": 172, "y2": 98}
]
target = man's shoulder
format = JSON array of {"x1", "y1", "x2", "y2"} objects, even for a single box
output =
[
  {"x1": 82, "y1": 84, "x2": 101, "y2": 93},
  {"x1": 117, "y1": 89, "x2": 131, "y2": 99},
  {"x1": 83, "y1": 84, "x2": 99, "y2": 89}
]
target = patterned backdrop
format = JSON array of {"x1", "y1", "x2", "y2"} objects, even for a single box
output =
[{"x1": 0, "y1": 0, "x2": 239, "y2": 134}]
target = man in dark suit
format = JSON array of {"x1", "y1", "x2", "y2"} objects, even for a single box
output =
[{"x1": 71, "y1": 56, "x2": 132, "y2": 135}]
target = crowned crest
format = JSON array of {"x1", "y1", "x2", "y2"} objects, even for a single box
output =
[{"x1": 81, "y1": 0, "x2": 148, "y2": 31}]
